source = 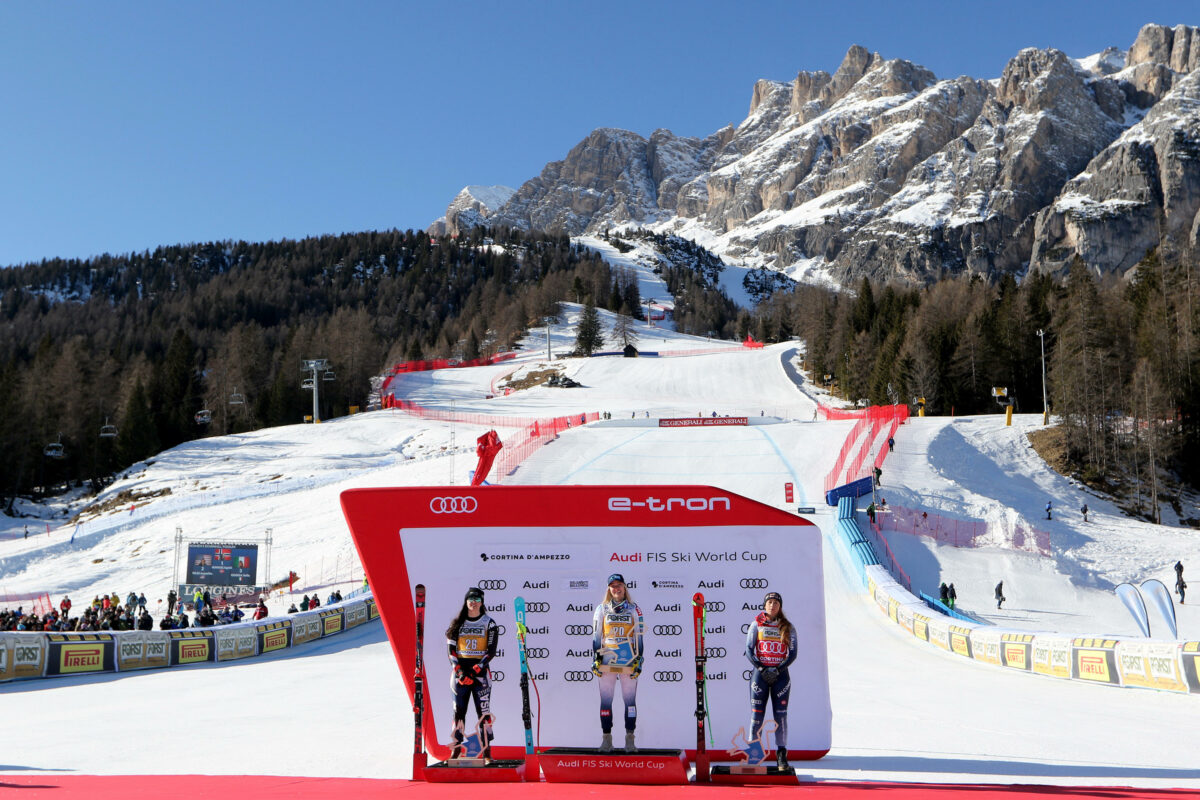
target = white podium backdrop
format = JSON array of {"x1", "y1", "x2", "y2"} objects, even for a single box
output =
[{"x1": 403, "y1": 524, "x2": 830, "y2": 753}]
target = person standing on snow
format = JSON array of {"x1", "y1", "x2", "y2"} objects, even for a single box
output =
[
  {"x1": 1080, "y1": 503, "x2": 1089, "y2": 522},
  {"x1": 1177, "y1": 575, "x2": 1188, "y2": 605},
  {"x1": 744, "y1": 591, "x2": 798, "y2": 771},
  {"x1": 995, "y1": 581, "x2": 1005, "y2": 609},
  {"x1": 1045, "y1": 500, "x2": 1052, "y2": 520},
  {"x1": 948, "y1": 583, "x2": 957, "y2": 609}
]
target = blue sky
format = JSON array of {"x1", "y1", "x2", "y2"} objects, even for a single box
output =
[{"x1": 0, "y1": 1, "x2": 1195, "y2": 267}]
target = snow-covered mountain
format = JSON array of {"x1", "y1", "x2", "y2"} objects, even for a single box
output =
[{"x1": 434, "y1": 23, "x2": 1200, "y2": 286}]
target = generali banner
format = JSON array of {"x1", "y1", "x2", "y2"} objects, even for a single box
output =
[
  {"x1": 659, "y1": 417, "x2": 748, "y2": 427},
  {"x1": 341, "y1": 484, "x2": 830, "y2": 763}
]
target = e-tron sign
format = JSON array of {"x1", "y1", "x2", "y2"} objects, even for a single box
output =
[{"x1": 340, "y1": 484, "x2": 829, "y2": 764}]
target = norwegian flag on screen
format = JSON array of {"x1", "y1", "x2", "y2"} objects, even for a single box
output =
[{"x1": 216, "y1": 548, "x2": 231, "y2": 560}]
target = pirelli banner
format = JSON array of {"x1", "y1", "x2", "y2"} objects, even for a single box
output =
[
  {"x1": 0, "y1": 633, "x2": 47, "y2": 681},
  {"x1": 215, "y1": 625, "x2": 258, "y2": 662},
  {"x1": 1072, "y1": 637, "x2": 1120, "y2": 685},
  {"x1": 1182, "y1": 642, "x2": 1200, "y2": 693},
  {"x1": 116, "y1": 632, "x2": 170, "y2": 671},
  {"x1": 319, "y1": 607, "x2": 345, "y2": 637},
  {"x1": 366, "y1": 597, "x2": 379, "y2": 620},
  {"x1": 168, "y1": 630, "x2": 215, "y2": 666},
  {"x1": 1116, "y1": 640, "x2": 1188, "y2": 693},
  {"x1": 291, "y1": 612, "x2": 324, "y2": 645},
  {"x1": 948, "y1": 624, "x2": 973, "y2": 659},
  {"x1": 344, "y1": 600, "x2": 369, "y2": 629},
  {"x1": 999, "y1": 633, "x2": 1033, "y2": 672},
  {"x1": 45, "y1": 633, "x2": 115, "y2": 676},
  {"x1": 256, "y1": 619, "x2": 292, "y2": 654}
]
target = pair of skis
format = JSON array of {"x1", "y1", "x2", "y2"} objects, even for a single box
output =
[
  {"x1": 515, "y1": 596, "x2": 539, "y2": 759},
  {"x1": 693, "y1": 591, "x2": 709, "y2": 782}
]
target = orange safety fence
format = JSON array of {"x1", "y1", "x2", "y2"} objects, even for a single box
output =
[{"x1": 876, "y1": 503, "x2": 1052, "y2": 557}]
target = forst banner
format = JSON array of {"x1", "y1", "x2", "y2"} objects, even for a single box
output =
[
  {"x1": 341, "y1": 485, "x2": 831, "y2": 762},
  {"x1": 185, "y1": 542, "x2": 259, "y2": 586}
]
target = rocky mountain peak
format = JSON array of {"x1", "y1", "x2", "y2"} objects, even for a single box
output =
[{"x1": 1128, "y1": 23, "x2": 1200, "y2": 73}]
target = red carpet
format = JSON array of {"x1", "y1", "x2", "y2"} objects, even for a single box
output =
[{"x1": 1, "y1": 776, "x2": 1198, "y2": 799}]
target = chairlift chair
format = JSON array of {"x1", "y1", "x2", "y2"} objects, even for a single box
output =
[
  {"x1": 195, "y1": 409, "x2": 213, "y2": 425},
  {"x1": 229, "y1": 388, "x2": 246, "y2": 406},
  {"x1": 322, "y1": 370, "x2": 336, "y2": 381},
  {"x1": 301, "y1": 378, "x2": 316, "y2": 390},
  {"x1": 99, "y1": 417, "x2": 118, "y2": 438},
  {"x1": 44, "y1": 435, "x2": 65, "y2": 459}
]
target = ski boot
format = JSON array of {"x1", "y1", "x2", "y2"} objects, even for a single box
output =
[
  {"x1": 624, "y1": 731, "x2": 637, "y2": 752},
  {"x1": 776, "y1": 747, "x2": 789, "y2": 771},
  {"x1": 599, "y1": 733, "x2": 613, "y2": 752}
]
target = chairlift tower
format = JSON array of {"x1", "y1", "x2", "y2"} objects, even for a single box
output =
[{"x1": 301, "y1": 359, "x2": 331, "y2": 423}]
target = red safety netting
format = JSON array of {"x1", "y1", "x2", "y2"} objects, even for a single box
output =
[
  {"x1": 383, "y1": 397, "x2": 538, "y2": 428},
  {"x1": 380, "y1": 352, "x2": 518, "y2": 393},
  {"x1": 822, "y1": 405, "x2": 909, "y2": 493},
  {"x1": 655, "y1": 345, "x2": 758, "y2": 357},
  {"x1": 492, "y1": 412, "x2": 600, "y2": 480},
  {"x1": 0, "y1": 591, "x2": 52, "y2": 616},
  {"x1": 865, "y1": 520, "x2": 913, "y2": 592},
  {"x1": 877, "y1": 504, "x2": 1052, "y2": 557}
]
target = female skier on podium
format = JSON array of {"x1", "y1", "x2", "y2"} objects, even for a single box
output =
[
  {"x1": 445, "y1": 586, "x2": 498, "y2": 759},
  {"x1": 744, "y1": 590, "x2": 798, "y2": 770},
  {"x1": 591, "y1": 573, "x2": 644, "y2": 752}
]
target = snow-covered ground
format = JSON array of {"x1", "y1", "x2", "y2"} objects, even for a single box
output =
[{"x1": 3, "y1": 316, "x2": 1200, "y2": 787}]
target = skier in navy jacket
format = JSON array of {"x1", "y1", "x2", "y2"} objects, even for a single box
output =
[{"x1": 744, "y1": 591, "x2": 798, "y2": 770}]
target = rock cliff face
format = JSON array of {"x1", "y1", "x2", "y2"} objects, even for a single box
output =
[{"x1": 435, "y1": 23, "x2": 1200, "y2": 287}]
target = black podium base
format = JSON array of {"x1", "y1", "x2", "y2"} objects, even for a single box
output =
[
  {"x1": 540, "y1": 747, "x2": 688, "y2": 784},
  {"x1": 710, "y1": 763, "x2": 799, "y2": 785},
  {"x1": 422, "y1": 758, "x2": 526, "y2": 782}
]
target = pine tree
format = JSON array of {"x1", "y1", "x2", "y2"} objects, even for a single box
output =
[{"x1": 575, "y1": 298, "x2": 603, "y2": 356}]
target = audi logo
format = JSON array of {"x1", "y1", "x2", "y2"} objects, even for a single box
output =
[
  {"x1": 524, "y1": 602, "x2": 550, "y2": 613},
  {"x1": 525, "y1": 648, "x2": 550, "y2": 659},
  {"x1": 743, "y1": 669, "x2": 755, "y2": 681},
  {"x1": 491, "y1": 671, "x2": 505, "y2": 682},
  {"x1": 705, "y1": 601, "x2": 726, "y2": 612},
  {"x1": 653, "y1": 625, "x2": 683, "y2": 636},
  {"x1": 741, "y1": 623, "x2": 751, "y2": 635},
  {"x1": 703, "y1": 647, "x2": 727, "y2": 658},
  {"x1": 563, "y1": 671, "x2": 594, "y2": 682},
  {"x1": 564, "y1": 625, "x2": 592, "y2": 636},
  {"x1": 430, "y1": 496, "x2": 478, "y2": 514},
  {"x1": 477, "y1": 580, "x2": 507, "y2": 591},
  {"x1": 739, "y1": 578, "x2": 768, "y2": 589},
  {"x1": 653, "y1": 671, "x2": 684, "y2": 683}
]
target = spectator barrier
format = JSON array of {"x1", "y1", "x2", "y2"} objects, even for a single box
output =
[
  {"x1": 0, "y1": 592, "x2": 52, "y2": 616},
  {"x1": 821, "y1": 404, "x2": 908, "y2": 499},
  {"x1": 877, "y1": 504, "x2": 1052, "y2": 557},
  {"x1": 0, "y1": 595, "x2": 378, "y2": 683},
  {"x1": 825, "y1": 511, "x2": 1200, "y2": 695}
]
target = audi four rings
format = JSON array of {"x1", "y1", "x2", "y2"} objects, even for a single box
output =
[
  {"x1": 476, "y1": 580, "x2": 506, "y2": 590},
  {"x1": 429, "y1": 496, "x2": 478, "y2": 513},
  {"x1": 490, "y1": 671, "x2": 505, "y2": 681},
  {"x1": 652, "y1": 624, "x2": 682, "y2": 635},
  {"x1": 739, "y1": 578, "x2": 768, "y2": 588},
  {"x1": 563, "y1": 671, "x2": 594, "y2": 682},
  {"x1": 653, "y1": 671, "x2": 684, "y2": 682},
  {"x1": 523, "y1": 602, "x2": 550, "y2": 612},
  {"x1": 704, "y1": 601, "x2": 726, "y2": 612},
  {"x1": 563, "y1": 625, "x2": 592, "y2": 635},
  {"x1": 703, "y1": 647, "x2": 727, "y2": 658},
  {"x1": 524, "y1": 647, "x2": 550, "y2": 658}
]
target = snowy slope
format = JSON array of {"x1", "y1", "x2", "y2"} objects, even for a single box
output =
[{"x1": 3, "y1": 333, "x2": 1200, "y2": 786}]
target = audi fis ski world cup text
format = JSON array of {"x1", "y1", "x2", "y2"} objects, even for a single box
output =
[{"x1": 610, "y1": 551, "x2": 768, "y2": 563}]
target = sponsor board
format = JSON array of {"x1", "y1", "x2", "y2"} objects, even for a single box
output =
[
  {"x1": 366, "y1": 598, "x2": 379, "y2": 619},
  {"x1": 1000, "y1": 634, "x2": 1033, "y2": 671},
  {"x1": 0, "y1": 633, "x2": 47, "y2": 681},
  {"x1": 948, "y1": 626, "x2": 973, "y2": 659},
  {"x1": 320, "y1": 609, "x2": 344, "y2": 636},
  {"x1": 1116, "y1": 640, "x2": 1188, "y2": 693},
  {"x1": 894, "y1": 603, "x2": 915, "y2": 635},
  {"x1": 168, "y1": 630, "x2": 215, "y2": 666},
  {"x1": 1071, "y1": 638, "x2": 1119, "y2": 684},
  {"x1": 344, "y1": 601, "x2": 369, "y2": 628},
  {"x1": 341, "y1": 484, "x2": 829, "y2": 760},
  {"x1": 215, "y1": 626, "x2": 259, "y2": 662},
  {"x1": 1031, "y1": 636, "x2": 1072, "y2": 679},
  {"x1": 969, "y1": 629, "x2": 1002, "y2": 666},
  {"x1": 256, "y1": 620, "x2": 292, "y2": 653},
  {"x1": 910, "y1": 613, "x2": 930, "y2": 642},
  {"x1": 658, "y1": 417, "x2": 748, "y2": 427},
  {"x1": 291, "y1": 613, "x2": 324, "y2": 645},
  {"x1": 117, "y1": 632, "x2": 170, "y2": 671},
  {"x1": 925, "y1": 616, "x2": 951, "y2": 651},
  {"x1": 46, "y1": 633, "x2": 115, "y2": 676},
  {"x1": 1182, "y1": 642, "x2": 1200, "y2": 693}
]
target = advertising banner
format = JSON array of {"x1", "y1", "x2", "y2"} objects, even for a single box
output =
[
  {"x1": 168, "y1": 630, "x2": 215, "y2": 666},
  {"x1": 256, "y1": 620, "x2": 292, "y2": 654},
  {"x1": 344, "y1": 601, "x2": 369, "y2": 629},
  {"x1": 291, "y1": 612, "x2": 323, "y2": 645},
  {"x1": 1031, "y1": 635, "x2": 1072, "y2": 679},
  {"x1": 319, "y1": 608, "x2": 344, "y2": 637},
  {"x1": 658, "y1": 417, "x2": 748, "y2": 427},
  {"x1": 1000, "y1": 633, "x2": 1033, "y2": 671},
  {"x1": 969, "y1": 628, "x2": 1002, "y2": 666},
  {"x1": 1116, "y1": 640, "x2": 1188, "y2": 692},
  {"x1": 926, "y1": 615, "x2": 951, "y2": 652},
  {"x1": 116, "y1": 632, "x2": 170, "y2": 671},
  {"x1": 45, "y1": 633, "x2": 115, "y2": 676},
  {"x1": 910, "y1": 611, "x2": 930, "y2": 643},
  {"x1": 342, "y1": 484, "x2": 830, "y2": 762},
  {"x1": 184, "y1": 542, "x2": 259, "y2": 586},
  {"x1": 948, "y1": 625, "x2": 973, "y2": 659},
  {"x1": 1182, "y1": 641, "x2": 1200, "y2": 693},
  {"x1": 366, "y1": 597, "x2": 379, "y2": 620},
  {"x1": 215, "y1": 626, "x2": 258, "y2": 662},
  {"x1": 0, "y1": 633, "x2": 47, "y2": 681},
  {"x1": 1071, "y1": 638, "x2": 1120, "y2": 684}
]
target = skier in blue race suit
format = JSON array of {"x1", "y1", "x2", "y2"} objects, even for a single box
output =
[
  {"x1": 445, "y1": 586, "x2": 498, "y2": 759},
  {"x1": 591, "y1": 573, "x2": 645, "y2": 752},
  {"x1": 744, "y1": 591, "x2": 798, "y2": 770}
]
